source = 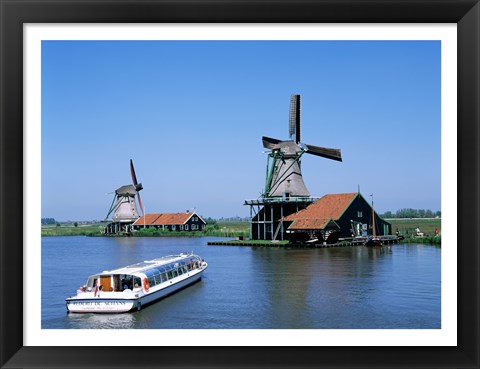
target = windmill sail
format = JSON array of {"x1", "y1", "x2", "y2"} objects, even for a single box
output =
[{"x1": 289, "y1": 94, "x2": 301, "y2": 143}]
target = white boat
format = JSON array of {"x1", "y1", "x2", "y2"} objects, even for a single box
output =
[{"x1": 66, "y1": 252, "x2": 208, "y2": 313}]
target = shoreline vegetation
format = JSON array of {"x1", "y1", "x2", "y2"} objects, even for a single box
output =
[{"x1": 41, "y1": 218, "x2": 441, "y2": 245}]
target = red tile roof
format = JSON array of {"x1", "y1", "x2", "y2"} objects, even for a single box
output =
[
  {"x1": 133, "y1": 212, "x2": 194, "y2": 226},
  {"x1": 284, "y1": 193, "x2": 358, "y2": 222},
  {"x1": 288, "y1": 218, "x2": 339, "y2": 230},
  {"x1": 153, "y1": 213, "x2": 193, "y2": 225},
  {"x1": 134, "y1": 214, "x2": 162, "y2": 225}
]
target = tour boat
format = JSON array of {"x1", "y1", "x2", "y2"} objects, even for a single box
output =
[{"x1": 66, "y1": 253, "x2": 208, "y2": 313}]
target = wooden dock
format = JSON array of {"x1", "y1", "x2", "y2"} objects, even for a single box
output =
[{"x1": 207, "y1": 235, "x2": 401, "y2": 248}]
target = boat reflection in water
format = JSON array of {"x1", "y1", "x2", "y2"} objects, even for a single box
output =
[{"x1": 66, "y1": 253, "x2": 208, "y2": 313}]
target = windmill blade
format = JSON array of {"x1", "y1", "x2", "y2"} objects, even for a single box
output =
[
  {"x1": 262, "y1": 136, "x2": 282, "y2": 150},
  {"x1": 289, "y1": 94, "x2": 301, "y2": 143},
  {"x1": 137, "y1": 191, "x2": 144, "y2": 216},
  {"x1": 130, "y1": 159, "x2": 144, "y2": 190},
  {"x1": 304, "y1": 143, "x2": 342, "y2": 162},
  {"x1": 130, "y1": 159, "x2": 139, "y2": 186},
  {"x1": 130, "y1": 159, "x2": 144, "y2": 215}
]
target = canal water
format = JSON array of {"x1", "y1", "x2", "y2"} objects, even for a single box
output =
[{"x1": 42, "y1": 236, "x2": 441, "y2": 329}]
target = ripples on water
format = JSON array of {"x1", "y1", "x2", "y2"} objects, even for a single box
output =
[{"x1": 42, "y1": 237, "x2": 441, "y2": 329}]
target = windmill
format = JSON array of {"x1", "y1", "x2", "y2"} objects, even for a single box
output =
[
  {"x1": 245, "y1": 95, "x2": 343, "y2": 241},
  {"x1": 262, "y1": 94, "x2": 342, "y2": 198},
  {"x1": 105, "y1": 159, "x2": 144, "y2": 224}
]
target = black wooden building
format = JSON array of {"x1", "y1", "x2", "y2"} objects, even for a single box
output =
[{"x1": 283, "y1": 192, "x2": 392, "y2": 239}]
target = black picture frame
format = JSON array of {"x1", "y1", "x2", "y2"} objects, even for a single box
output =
[{"x1": 1, "y1": 1, "x2": 478, "y2": 368}]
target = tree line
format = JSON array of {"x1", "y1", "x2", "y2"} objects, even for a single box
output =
[
  {"x1": 41, "y1": 218, "x2": 56, "y2": 225},
  {"x1": 379, "y1": 209, "x2": 441, "y2": 219}
]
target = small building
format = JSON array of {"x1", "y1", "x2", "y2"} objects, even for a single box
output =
[
  {"x1": 132, "y1": 211, "x2": 206, "y2": 232},
  {"x1": 283, "y1": 192, "x2": 391, "y2": 240}
]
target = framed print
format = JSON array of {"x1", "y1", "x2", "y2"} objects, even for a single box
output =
[{"x1": 1, "y1": 0, "x2": 479, "y2": 368}]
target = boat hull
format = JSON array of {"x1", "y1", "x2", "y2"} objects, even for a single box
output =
[
  {"x1": 66, "y1": 299, "x2": 138, "y2": 313},
  {"x1": 66, "y1": 268, "x2": 205, "y2": 313},
  {"x1": 139, "y1": 271, "x2": 202, "y2": 307},
  {"x1": 364, "y1": 239, "x2": 383, "y2": 247}
]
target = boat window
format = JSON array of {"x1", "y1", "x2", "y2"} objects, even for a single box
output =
[
  {"x1": 133, "y1": 277, "x2": 141, "y2": 289},
  {"x1": 145, "y1": 268, "x2": 160, "y2": 277},
  {"x1": 120, "y1": 275, "x2": 133, "y2": 290},
  {"x1": 154, "y1": 274, "x2": 162, "y2": 284},
  {"x1": 148, "y1": 276, "x2": 155, "y2": 286},
  {"x1": 167, "y1": 271, "x2": 174, "y2": 279},
  {"x1": 161, "y1": 272, "x2": 168, "y2": 282},
  {"x1": 177, "y1": 266, "x2": 183, "y2": 275}
]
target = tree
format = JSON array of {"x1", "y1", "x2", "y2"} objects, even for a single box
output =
[{"x1": 41, "y1": 218, "x2": 56, "y2": 225}]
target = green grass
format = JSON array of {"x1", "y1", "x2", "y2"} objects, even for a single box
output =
[
  {"x1": 386, "y1": 218, "x2": 441, "y2": 245},
  {"x1": 42, "y1": 221, "x2": 251, "y2": 238},
  {"x1": 41, "y1": 224, "x2": 105, "y2": 237},
  {"x1": 386, "y1": 218, "x2": 441, "y2": 237}
]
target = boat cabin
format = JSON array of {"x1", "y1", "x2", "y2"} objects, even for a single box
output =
[{"x1": 83, "y1": 254, "x2": 204, "y2": 293}]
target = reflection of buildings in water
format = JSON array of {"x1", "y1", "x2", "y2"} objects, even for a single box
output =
[
  {"x1": 251, "y1": 247, "x2": 392, "y2": 328},
  {"x1": 251, "y1": 249, "x2": 313, "y2": 328}
]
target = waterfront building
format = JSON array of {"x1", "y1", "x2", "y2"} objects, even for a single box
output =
[
  {"x1": 284, "y1": 192, "x2": 392, "y2": 240},
  {"x1": 132, "y1": 211, "x2": 206, "y2": 232}
]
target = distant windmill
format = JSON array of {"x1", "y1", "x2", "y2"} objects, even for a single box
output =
[
  {"x1": 105, "y1": 159, "x2": 144, "y2": 222},
  {"x1": 262, "y1": 94, "x2": 342, "y2": 198}
]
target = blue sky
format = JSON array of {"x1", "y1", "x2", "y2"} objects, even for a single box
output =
[{"x1": 41, "y1": 40, "x2": 441, "y2": 221}]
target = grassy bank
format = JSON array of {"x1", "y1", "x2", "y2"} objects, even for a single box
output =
[
  {"x1": 42, "y1": 218, "x2": 441, "y2": 245},
  {"x1": 132, "y1": 224, "x2": 248, "y2": 238},
  {"x1": 402, "y1": 235, "x2": 441, "y2": 245},
  {"x1": 41, "y1": 223, "x2": 105, "y2": 236},
  {"x1": 386, "y1": 218, "x2": 441, "y2": 245},
  {"x1": 386, "y1": 218, "x2": 441, "y2": 237},
  {"x1": 41, "y1": 222, "x2": 250, "y2": 238}
]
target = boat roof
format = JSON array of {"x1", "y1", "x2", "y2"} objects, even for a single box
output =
[{"x1": 93, "y1": 253, "x2": 200, "y2": 277}]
